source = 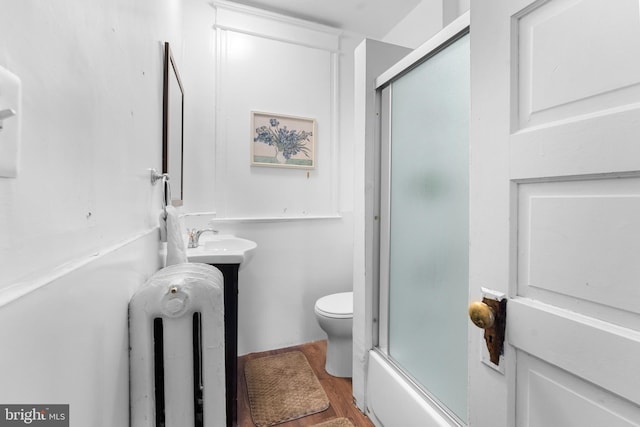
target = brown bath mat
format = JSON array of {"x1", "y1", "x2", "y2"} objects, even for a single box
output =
[
  {"x1": 311, "y1": 418, "x2": 355, "y2": 427},
  {"x1": 244, "y1": 351, "x2": 330, "y2": 426}
]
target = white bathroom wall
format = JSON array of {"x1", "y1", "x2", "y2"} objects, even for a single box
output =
[
  {"x1": 459, "y1": 0, "x2": 471, "y2": 16},
  {"x1": 211, "y1": 1, "x2": 342, "y2": 218},
  {"x1": 383, "y1": 0, "x2": 469, "y2": 49},
  {"x1": 0, "y1": 0, "x2": 178, "y2": 290},
  {"x1": 181, "y1": 0, "x2": 363, "y2": 355},
  {"x1": 182, "y1": 0, "x2": 218, "y2": 212},
  {"x1": 222, "y1": 218, "x2": 354, "y2": 354},
  {"x1": 0, "y1": 232, "x2": 159, "y2": 426},
  {"x1": 383, "y1": 0, "x2": 446, "y2": 49},
  {"x1": 0, "y1": 0, "x2": 177, "y2": 423}
]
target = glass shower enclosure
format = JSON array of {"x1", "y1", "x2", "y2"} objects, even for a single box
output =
[{"x1": 377, "y1": 32, "x2": 470, "y2": 423}]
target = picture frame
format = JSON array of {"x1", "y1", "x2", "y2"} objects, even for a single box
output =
[{"x1": 251, "y1": 111, "x2": 316, "y2": 169}]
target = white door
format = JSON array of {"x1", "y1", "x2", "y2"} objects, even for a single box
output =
[{"x1": 469, "y1": 1, "x2": 640, "y2": 426}]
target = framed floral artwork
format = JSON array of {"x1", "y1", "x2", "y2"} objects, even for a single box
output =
[{"x1": 251, "y1": 111, "x2": 316, "y2": 169}]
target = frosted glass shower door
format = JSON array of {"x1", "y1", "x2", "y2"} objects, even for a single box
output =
[{"x1": 380, "y1": 33, "x2": 469, "y2": 422}]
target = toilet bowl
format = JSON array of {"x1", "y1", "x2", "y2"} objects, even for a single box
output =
[{"x1": 314, "y1": 291, "x2": 353, "y2": 377}]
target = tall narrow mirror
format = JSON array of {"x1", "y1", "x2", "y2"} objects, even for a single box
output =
[{"x1": 163, "y1": 42, "x2": 184, "y2": 206}]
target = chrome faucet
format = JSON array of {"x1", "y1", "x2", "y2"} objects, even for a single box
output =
[{"x1": 187, "y1": 228, "x2": 219, "y2": 248}]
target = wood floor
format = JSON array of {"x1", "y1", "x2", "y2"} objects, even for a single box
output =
[{"x1": 237, "y1": 340, "x2": 375, "y2": 427}]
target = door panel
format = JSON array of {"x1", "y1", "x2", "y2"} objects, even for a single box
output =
[
  {"x1": 517, "y1": 178, "x2": 640, "y2": 318},
  {"x1": 516, "y1": 353, "x2": 640, "y2": 427},
  {"x1": 470, "y1": 0, "x2": 640, "y2": 425},
  {"x1": 511, "y1": 0, "x2": 640, "y2": 180},
  {"x1": 510, "y1": 111, "x2": 640, "y2": 179},
  {"x1": 509, "y1": 299, "x2": 640, "y2": 405},
  {"x1": 516, "y1": 0, "x2": 640, "y2": 128}
]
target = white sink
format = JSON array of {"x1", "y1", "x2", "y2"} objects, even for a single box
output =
[{"x1": 186, "y1": 234, "x2": 257, "y2": 267}]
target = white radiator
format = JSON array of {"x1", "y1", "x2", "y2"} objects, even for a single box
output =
[{"x1": 130, "y1": 263, "x2": 226, "y2": 427}]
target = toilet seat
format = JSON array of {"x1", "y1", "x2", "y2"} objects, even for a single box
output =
[{"x1": 315, "y1": 292, "x2": 353, "y2": 319}]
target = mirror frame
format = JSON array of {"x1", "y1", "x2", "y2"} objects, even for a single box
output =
[{"x1": 162, "y1": 41, "x2": 184, "y2": 206}]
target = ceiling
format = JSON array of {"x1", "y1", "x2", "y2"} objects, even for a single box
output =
[{"x1": 224, "y1": 0, "x2": 422, "y2": 39}]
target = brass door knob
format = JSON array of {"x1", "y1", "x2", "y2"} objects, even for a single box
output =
[{"x1": 468, "y1": 301, "x2": 495, "y2": 329}]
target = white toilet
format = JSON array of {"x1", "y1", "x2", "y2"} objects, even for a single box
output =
[{"x1": 314, "y1": 291, "x2": 353, "y2": 377}]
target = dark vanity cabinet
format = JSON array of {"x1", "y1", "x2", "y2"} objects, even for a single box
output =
[{"x1": 209, "y1": 263, "x2": 239, "y2": 427}]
